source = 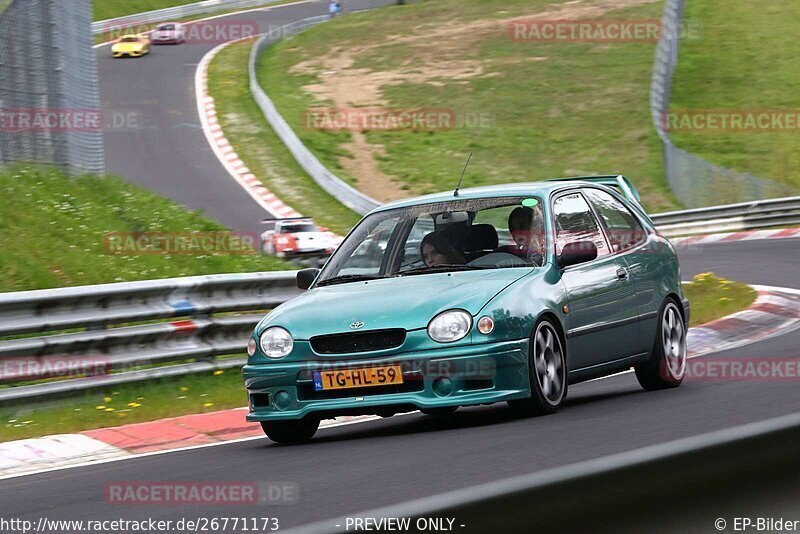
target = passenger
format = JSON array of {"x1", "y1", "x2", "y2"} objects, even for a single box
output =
[
  {"x1": 506, "y1": 205, "x2": 545, "y2": 259},
  {"x1": 421, "y1": 232, "x2": 464, "y2": 267}
]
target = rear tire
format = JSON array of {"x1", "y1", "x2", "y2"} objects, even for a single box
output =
[
  {"x1": 260, "y1": 418, "x2": 319, "y2": 443},
  {"x1": 508, "y1": 318, "x2": 567, "y2": 416},
  {"x1": 635, "y1": 299, "x2": 686, "y2": 390}
]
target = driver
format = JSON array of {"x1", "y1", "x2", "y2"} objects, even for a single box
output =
[
  {"x1": 505, "y1": 205, "x2": 545, "y2": 260},
  {"x1": 421, "y1": 232, "x2": 465, "y2": 267}
]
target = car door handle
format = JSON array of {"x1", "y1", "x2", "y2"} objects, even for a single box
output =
[{"x1": 616, "y1": 268, "x2": 628, "y2": 280}]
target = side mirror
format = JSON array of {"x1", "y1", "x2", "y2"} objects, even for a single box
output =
[
  {"x1": 558, "y1": 241, "x2": 598, "y2": 268},
  {"x1": 296, "y1": 268, "x2": 320, "y2": 290}
]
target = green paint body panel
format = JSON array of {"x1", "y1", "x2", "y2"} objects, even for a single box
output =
[{"x1": 243, "y1": 180, "x2": 686, "y2": 422}]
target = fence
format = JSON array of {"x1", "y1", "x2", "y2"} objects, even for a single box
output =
[
  {"x1": 650, "y1": 0, "x2": 796, "y2": 208},
  {"x1": 0, "y1": 0, "x2": 104, "y2": 174}
]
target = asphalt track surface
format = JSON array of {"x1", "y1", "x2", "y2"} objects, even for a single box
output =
[
  {"x1": 98, "y1": 0, "x2": 392, "y2": 234},
  {"x1": 15, "y1": 1, "x2": 794, "y2": 531},
  {"x1": 3, "y1": 238, "x2": 799, "y2": 531}
]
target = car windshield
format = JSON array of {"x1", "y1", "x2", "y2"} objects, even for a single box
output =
[
  {"x1": 280, "y1": 223, "x2": 316, "y2": 233},
  {"x1": 120, "y1": 37, "x2": 139, "y2": 42},
  {"x1": 157, "y1": 24, "x2": 175, "y2": 30},
  {"x1": 316, "y1": 196, "x2": 546, "y2": 286}
]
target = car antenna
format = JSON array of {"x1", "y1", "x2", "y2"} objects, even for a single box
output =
[{"x1": 453, "y1": 152, "x2": 473, "y2": 197}]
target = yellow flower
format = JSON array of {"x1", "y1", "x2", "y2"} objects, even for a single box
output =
[
  {"x1": 213, "y1": 370, "x2": 224, "y2": 376},
  {"x1": 127, "y1": 402, "x2": 141, "y2": 408},
  {"x1": 103, "y1": 396, "x2": 112, "y2": 403},
  {"x1": 96, "y1": 405, "x2": 106, "y2": 410},
  {"x1": 104, "y1": 407, "x2": 115, "y2": 412},
  {"x1": 136, "y1": 396, "x2": 144, "y2": 401},
  {"x1": 179, "y1": 386, "x2": 189, "y2": 392},
  {"x1": 719, "y1": 297, "x2": 732, "y2": 302},
  {"x1": 203, "y1": 402, "x2": 214, "y2": 408}
]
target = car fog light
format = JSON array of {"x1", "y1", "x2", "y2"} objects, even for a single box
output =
[
  {"x1": 477, "y1": 316, "x2": 494, "y2": 335},
  {"x1": 433, "y1": 377, "x2": 454, "y2": 397},
  {"x1": 274, "y1": 390, "x2": 292, "y2": 410}
]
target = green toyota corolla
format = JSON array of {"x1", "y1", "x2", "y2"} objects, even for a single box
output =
[{"x1": 244, "y1": 176, "x2": 690, "y2": 443}]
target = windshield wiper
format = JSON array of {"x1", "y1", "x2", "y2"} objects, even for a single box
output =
[
  {"x1": 394, "y1": 264, "x2": 487, "y2": 277},
  {"x1": 316, "y1": 274, "x2": 383, "y2": 287}
]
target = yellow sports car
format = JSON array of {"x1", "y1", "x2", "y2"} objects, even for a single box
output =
[{"x1": 112, "y1": 34, "x2": 151, "y2": 58}]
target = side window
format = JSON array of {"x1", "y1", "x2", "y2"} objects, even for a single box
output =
[
  {"x1": 553, "y1": 192, "x2": 610, "y2": 258},
  {"x1": 584, "y1": 188, "x2": 646, "y2": 252}
]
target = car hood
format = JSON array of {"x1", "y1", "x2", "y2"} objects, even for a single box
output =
[{"x1": 259, "y1": 268, "x2": 534, "y2": 339}]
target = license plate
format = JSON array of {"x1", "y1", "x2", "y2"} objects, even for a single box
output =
[{"x1": 313, "y1": 365, "x2": 403, "y2": 391}]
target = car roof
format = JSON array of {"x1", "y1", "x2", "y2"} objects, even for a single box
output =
[{"x1": 371, "y1": 177, "x2": 621, "y2": 213}]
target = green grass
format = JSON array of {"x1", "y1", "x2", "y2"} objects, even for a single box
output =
[
  {"x1": 207, "y1": 39, "x2": 361, "y2": 235},
  {"x1": 0, "y1": 369, "x2": 248, "y2": 442},
  {"x1": 670, "y1": 0, "x2": 800, "y2": 192},
  {"x1": 0, "y1": 165, "x2": 291, "y2": 292},
  {"x1": 257, "y1": 0, "x2": 680, "y2": 212},
  {"x1": 683, "y1": 272, "x2": 756, "y2": 327},
  {"x1": 93, "y1": 0, "x2": 204, "y2": 20}
]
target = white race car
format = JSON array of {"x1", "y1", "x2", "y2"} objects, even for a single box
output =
[
  {"x1": 261, "y1": 218, "x2": 341, "y2": 263},
  {"x1": 150, "y1": 22, "x2": 186, "y2": 44}
]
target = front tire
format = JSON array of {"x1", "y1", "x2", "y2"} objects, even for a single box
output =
[
  {"x1": 635, "y1": 299, "x2": 687, "y2": 390},
  {"x1": 260, "y1": 418, "x2": 319, "y2": 443},
  {"x1": 509, "y1": 318, "x2": 567, "y2": 416}
]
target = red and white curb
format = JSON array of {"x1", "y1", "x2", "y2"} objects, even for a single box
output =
[
  {"x1": 0, "y1": 410, "x2": 382, "y2": 480},
  {"x1": 195, "y1": 39, "x2": 302, "y2": 220},
  {"x1": 3, "y1": 285, "x2": 799, "y2": 479},
  {"x1": 671, "y1": 227, "x2": 800, "y2": 247},
  {"x1": 688, "y1": 287, "x2": 800, "y2": 357}
]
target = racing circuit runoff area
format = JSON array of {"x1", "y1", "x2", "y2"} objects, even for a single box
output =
[{"x1": 3, "y1": 0, "x2": 800, "y2": 533}]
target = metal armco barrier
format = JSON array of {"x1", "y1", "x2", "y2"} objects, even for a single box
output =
[
  {"x1": 0, "y1": 272, "x2": 300, "y2": 402},
  {"x1": 249, "y1": 16, "x2": 382, "y2": 215},
  {"x1": 651, "y1": 195, "x2": 800, "y2": 237}
]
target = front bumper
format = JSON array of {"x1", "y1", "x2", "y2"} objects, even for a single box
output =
[{"x1": 243, "y1": 338, "x2": 530, "y2": 421}]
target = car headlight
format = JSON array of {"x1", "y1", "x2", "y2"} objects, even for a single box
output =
[
  {"x1": 259, "y1": 327, "x2": 294, "y2": 359},
  {"x1": 427, "y1": 309, "x2": 472, "y2": 343}
]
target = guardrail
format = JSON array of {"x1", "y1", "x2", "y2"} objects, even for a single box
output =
[
  {"x1": 651, "y1": 195, "x2": 800, "y2": 237},
  {"x1": 91, "y1": 0, "x2": 286, "y2": 35},
  {"x1": 287, "y1": 411, "x2": 800, "y2": 533},
  {"x1": 249, "y1": 16, "x2": 382, "y2": 215},
  {"x1": 0, "y1": 272, "x2": 300, "y2": 403}
]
